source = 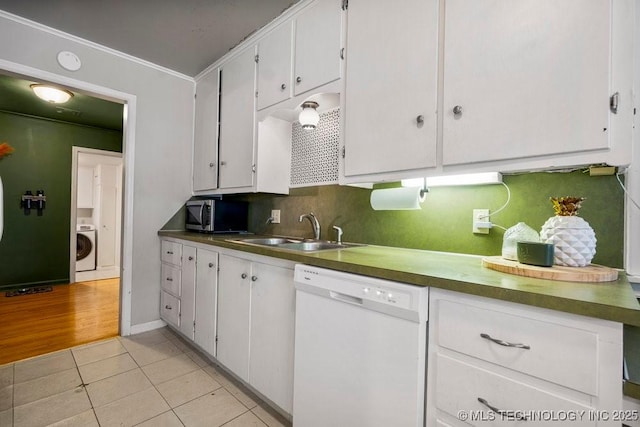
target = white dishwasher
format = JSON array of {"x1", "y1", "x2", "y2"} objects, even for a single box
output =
[{"x1": 292, "y1": 264, "x2": 429, "y2": 427}]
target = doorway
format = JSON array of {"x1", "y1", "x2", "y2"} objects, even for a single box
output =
[
  {"x1": 0, "y1": 57, "x2": 136, "y2": 337},
  {"x1": 70, "y1": 148, "x2": 123, "y2": 284}
]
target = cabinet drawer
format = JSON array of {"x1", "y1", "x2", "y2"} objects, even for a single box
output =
[
  {"x1": 435, "y1": 353, "x2": 595, "y2": 427},
  {"x1": 161, "y1": 240, "x2": 182, "y2": 266},
  {"x1": 161, "y1": 291, "x2": 180, "y2": 328},
  {"x1": 161, "y1": 263, "x2": 181, "y2": 296},
  {"x1": 435, "y1": 299, "x2": 598, "y2": 395}
]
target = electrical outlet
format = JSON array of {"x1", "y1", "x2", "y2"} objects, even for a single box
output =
[
  {"x1": 472, "y1": 209, "x2": 490, "y2": 234},
  {"x1": 271, "y1": 209, "x2": 281, "y2": 224}
]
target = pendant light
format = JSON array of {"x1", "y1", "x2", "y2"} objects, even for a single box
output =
[
  {"x1": 299, "y1": 101, "x2": 320, "y2": 130},
  {"x1": 30, "y1": 84, "x2": 74, "y2": 104}
]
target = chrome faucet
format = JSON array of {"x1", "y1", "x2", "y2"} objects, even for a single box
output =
[
  {"x1": 299, "y1": 212, "x2": 321, "y2": 240},
  {"x1": 332, "y1": 225, "x2": 343, "y2": 244}
]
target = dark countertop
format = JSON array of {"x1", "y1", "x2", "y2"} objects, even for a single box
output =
[{"x1": 159, "y1": 230, "x2": 640, "y2": 399}]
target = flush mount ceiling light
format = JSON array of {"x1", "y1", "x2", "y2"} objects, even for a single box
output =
[
  {"x1": 30, "y1": 84, "x2": 74, "y2": 104},
  {"x1": 299, "y1": 101, "x2": 320, "y2": 130}
]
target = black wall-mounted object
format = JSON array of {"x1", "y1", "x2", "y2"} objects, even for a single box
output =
[{"x1": 21, "y1": 190, "x2": 47, "y2": 216}]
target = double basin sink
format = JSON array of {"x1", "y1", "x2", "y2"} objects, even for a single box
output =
[{"x1": 229, "y1": 237, "x2": 365, "y2": 252}]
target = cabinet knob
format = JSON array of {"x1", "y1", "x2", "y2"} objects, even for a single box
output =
[
  {"x1": 165, "y1": 305, "x2": 172, "y2": 310},
  {"x1": 166, "y1": 277, "x2": 173, "y2": 282},
  {"x1": 453, "y1": 105, "x2": 463, "y2": 116},
  {"x1": 296, "y1": 76, "x2": 302, "y2": 83},
  {"x1": 416, "y1": 115, "x2": 424, "y2": 126},
  {"x1": 220, "y1": 161, "x2": 227, "y2": 166},
  {"x1": 209, "y1": 262, "x2": 214, "y2": 268},
  {"x1": 167, "y1": 251, "x2": 173, "y2": 255},
  {"x1": 251, "y1": 276, "x2": 258, "y2": 282},
  {"x1": 281, "y1": 83, "x2": 286, "y2": 90},
  {"x1": 209, "y1": 162, "x2": 215, "y2": 168},
  {"x1": 188, "y1": 256, "x2": 194, "y2": 261},
  {"x1": 241, "y1": 273, "x2": 247, "y2": 279}
]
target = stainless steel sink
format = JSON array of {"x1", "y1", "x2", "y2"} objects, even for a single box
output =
[
  {"x1": 235, "y1": 237, "x2": 302, "y2": 246},
  {"x1": 277, "y1": 241, "x2": 364, "y2": 251},
  {"x1": 229, "y1": 237, "x2": 365, "y2": 252}
]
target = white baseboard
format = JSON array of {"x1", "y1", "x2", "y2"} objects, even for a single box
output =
[
  {"x1": 76, "y1": 267, "x2": 120, "y2": 282},
  {"x1": 128, "y1": 319, "x2": 167, "y2": 336}
]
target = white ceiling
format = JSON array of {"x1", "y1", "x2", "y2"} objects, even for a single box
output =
[{"x1": 0, "y1": 0, "x2": 297, "y2": 77}]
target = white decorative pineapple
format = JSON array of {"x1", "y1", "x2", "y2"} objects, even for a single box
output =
[{"x1": 540, "y1": 197, "x2": 596, "y2": 267}]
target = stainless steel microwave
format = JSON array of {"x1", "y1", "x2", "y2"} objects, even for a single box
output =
[{"x1": 185, "y1": 199, "x2": 248, "y2": 233}]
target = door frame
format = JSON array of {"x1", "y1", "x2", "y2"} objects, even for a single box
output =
[
  {"x1": 70, "y1": 147, "x2": 123, "y2": 283},
  {"x1": 0, "y1": 58, "x2": 136, "y2": 336}
]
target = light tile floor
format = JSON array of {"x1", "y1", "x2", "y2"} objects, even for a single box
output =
[{"x1": 0, "y1": 327, "x2": 291, "y2": 427}]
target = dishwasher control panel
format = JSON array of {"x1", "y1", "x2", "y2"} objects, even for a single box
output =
[
  {"x1": 294, "y1": 264, "x2": 427, "y2": 315},
  {"x1": 361, "y1": 286, "x2": 411, "y2": 306}
]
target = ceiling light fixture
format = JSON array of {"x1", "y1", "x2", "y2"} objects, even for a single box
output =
[
  {"x1": 299, "y1": 101, "x2": 320, "y2": 130},
  {"x1": 30, "y1": 84, "x2": 74, "y2": 104}
]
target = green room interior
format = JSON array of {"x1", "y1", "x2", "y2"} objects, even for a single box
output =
[{"x1": 0, "y1": 111, "x2": 123, "y2": 289}]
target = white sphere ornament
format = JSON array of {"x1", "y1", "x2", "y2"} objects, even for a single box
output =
[{"x1": 539, "y1": 197, "x2": 596, "y2": 267}]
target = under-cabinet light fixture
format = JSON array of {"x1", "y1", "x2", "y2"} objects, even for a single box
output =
[
  {"x1": 299, "y1": 101, "x2": 320, "y2": 130},
  {"x1": 30, "y1": 84, "x2": 74, "y2": 104},
  {"x1": 402, "y1": 172, "x2": 503, "y2": 188}
]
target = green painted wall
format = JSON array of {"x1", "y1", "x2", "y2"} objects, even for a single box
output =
[
  {"x1": 0, "y1": 111, "x2": 122, "y2": 288},
  {"x1": 244, "y1": 170, "x2": 624, "y2": 268}
]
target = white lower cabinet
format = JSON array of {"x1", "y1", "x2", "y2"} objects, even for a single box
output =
[
  {"x1": 159, "y1": 239, "x2": 219, "y2": 356},
  {"x1": 217, "y1": 253, "x2": 295, "y2": 414},
  {"x1": 426, "y1": 288, "x2": 623, "y2": 426}
]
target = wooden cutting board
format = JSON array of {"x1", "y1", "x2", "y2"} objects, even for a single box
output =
[{"x1": 482, "y1": 256, "x2": 619, "y2": 283}]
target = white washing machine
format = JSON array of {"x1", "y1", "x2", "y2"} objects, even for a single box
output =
[{"x1": 76, "y1": 224, "x2": 96, "y2": 272}]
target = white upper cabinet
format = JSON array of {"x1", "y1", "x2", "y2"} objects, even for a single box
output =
[
  {"x1": 342, "y1": 0, "x2": 439, "y2": 179},
  {"x1": 256, "y1": 0, "x2": 343, "y2": 112},
  {"x1": 218, "y1": 47, "x2": 257, "y2": 190},
  {"x1": 293, "y1": 0, "x2": 343, "y2": 96},
  {"x1": 442, "y1": 0, "x2": 613, "y2": 167},
  {"x1": 77, "y1": 166, "x2": 94, "y2": 208},
  {"x1": 341, "y1": 0, "x2": 633, "y2": 183},
  {"x1": 257, "y1": 22, "x2": 293, "y2": 110},
  {"x1": 193, "y1": 68, "x2": 219, "y2": 192}
]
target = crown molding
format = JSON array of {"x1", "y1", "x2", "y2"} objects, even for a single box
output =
[{"x1": 0, "y1": 9, "x2": 194, "y2": 82}]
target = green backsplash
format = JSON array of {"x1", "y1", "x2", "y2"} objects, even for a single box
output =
[
  {"x1": 244, "y1": 171, "x2": 624, "y2": 268},
  {"x1": 0, "y1": 111, "x2": 122, "y2": 288}
]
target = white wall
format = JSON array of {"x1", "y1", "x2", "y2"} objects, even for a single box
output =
[{"x1": 0, "y1": 12, "x2": 195, "y2": 326}]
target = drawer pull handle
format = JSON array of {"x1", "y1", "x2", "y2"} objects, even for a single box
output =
[
  {"x1": 167, "y1": 251, "x2": 173, "y2": 255},
  {"x1": 480, "y1": 333, "x2": 530, "y2": 350},
  {"x1": 478, "y1": 397, "x2": 528, "y2": 421},
  {"x1": 166, "y1": 278, "x2": 173, "y2": 282},
  {"x1": 165, "y1": 305, "x2": 172, "y2": 310},
  {"x1": 209, "y1": 262, "x2": 214, "y2": 268},
  {"x1": 188, "y1": 256, "x2": 194, "y2": 261}
]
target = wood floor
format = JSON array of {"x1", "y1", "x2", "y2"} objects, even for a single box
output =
[{"x1": 0, "y1": 278, "x2": 120, "y2": 365}]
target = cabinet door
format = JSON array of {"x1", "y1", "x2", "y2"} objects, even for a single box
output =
[
  {"x1": 219, "y1": 48, "x2": 256, "y2": 189},
  {"x1": 179, "y1": 245, "x2": 197, "y2": 340},
  {"x1": 442, "y1": 0, "x2": 611, "y2": 166},
  {"x1": 194, "y1": 248, "x2": 218, "y2": 357},
  {"x1": 249, "y1": 262, "x2": 295, "y2": 413},
  {"x1": 161, "y1": 291, "x2": 180, "y2": 328},
  {"x1": 77, "y1": 166, "x2": 94, "y2": 208},
  {"x1": 216, "y1": 254, "x2": 251, "y2": 381},
  {"x1": 343, "y1": 0, "x2": 438, "y2": 177},
  {"x1": 257, "y1": 22, "x2": 293, "y2": 110},
  {"x1": 293, "y1": 0, "x2": 342, "y2": 96},
  {"x1": 193, "y1": 69, "x2": 219, "y2": 191}
]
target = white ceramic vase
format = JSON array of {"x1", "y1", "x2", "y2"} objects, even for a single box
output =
[{"x1": 540, "y1": 216, "x2": 596, "y2": 267}]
